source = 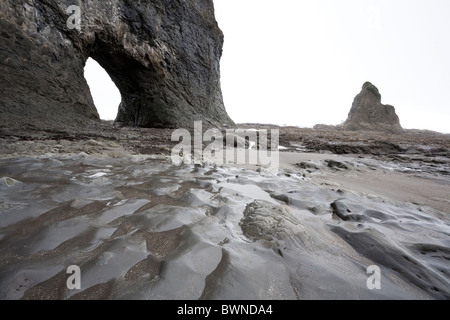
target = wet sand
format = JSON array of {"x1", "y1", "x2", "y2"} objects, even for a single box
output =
[
  {"x1": 279, "y1": 152, "x2": 450, "y2": 214},
  {"x1": 0, "y1": 150, "x2": 449, "y2": 300},
  {"x1": 227, "y1": 150, "x2": 450, "y2": 214}
]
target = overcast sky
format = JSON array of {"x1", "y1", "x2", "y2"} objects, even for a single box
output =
[{"x1": 85, "y1": 0, "x2": 450, "y2": 133}]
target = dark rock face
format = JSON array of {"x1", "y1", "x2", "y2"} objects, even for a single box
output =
[
  {"x1": 343, "y1": 82, "x2": 403, "y2": 133},
  {"x1": 0, "y1": 0, "x2": 234, "y2": 129}
]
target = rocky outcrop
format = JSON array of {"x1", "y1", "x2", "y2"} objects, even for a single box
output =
[
  {"x1": 343, "y1": 82, "x2": 403, "y2": 133},
  {"x1": 0, "y1": 0, "x2": 234, "y2": 129}
]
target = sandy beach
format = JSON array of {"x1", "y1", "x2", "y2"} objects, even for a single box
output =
[
  {"x1": 0, "y1": 131, "x2": 449, "y2": 299},
  {"x1": 280, "y1": 152, "x2": 450, "y2": 214}
]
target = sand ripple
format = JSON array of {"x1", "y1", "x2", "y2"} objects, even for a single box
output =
[{"x1": 0, "y1": 155, "x2": 449, "y2": 299}]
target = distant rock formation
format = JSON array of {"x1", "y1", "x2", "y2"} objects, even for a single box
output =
[
  {"x1": 0, "y1": 0, "x2": 234, "y2": 129},
  {"x1": 343, "y1": 82, "x2": 403, "y2": 133}
]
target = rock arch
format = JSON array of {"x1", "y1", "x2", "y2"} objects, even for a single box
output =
[{"x1": 0, "y1": 0, "x2": 234, "y2": 130}]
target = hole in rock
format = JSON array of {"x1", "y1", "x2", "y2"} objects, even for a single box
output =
[{"x1": 84, "y1": 58, "x2": 121, "y2": 121}]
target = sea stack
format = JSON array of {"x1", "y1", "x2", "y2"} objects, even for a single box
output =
[
  {"x1": 0, "y1": 0, "x2": 234, "y2": 129},
  {"x1": 343, "y1": 82, "x2": 403, "y2": 133}
]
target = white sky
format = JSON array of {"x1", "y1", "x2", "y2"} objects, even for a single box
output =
[
  {"x1": 85, "y1": 0, "x2": 450, "y2": 133},
  {"x1": 84, "y1": 58, "x2": 121, "y2": 121}
]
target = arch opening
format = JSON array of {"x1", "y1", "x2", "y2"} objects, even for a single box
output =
[{"x1": 84, "y1": 58, "x2": 121, "y2": 121}]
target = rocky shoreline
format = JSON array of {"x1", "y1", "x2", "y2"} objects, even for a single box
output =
[
  {"x1": 0, "y1": 123, "x2": 449, "y2": 300},
  {"x1": 2, "y1": 121, "x2": 449, "y2": 160}
]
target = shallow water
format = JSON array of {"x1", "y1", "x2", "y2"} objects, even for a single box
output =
[{"x1": 0, "y1": 155, "x2": 449, "y2": 299}]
